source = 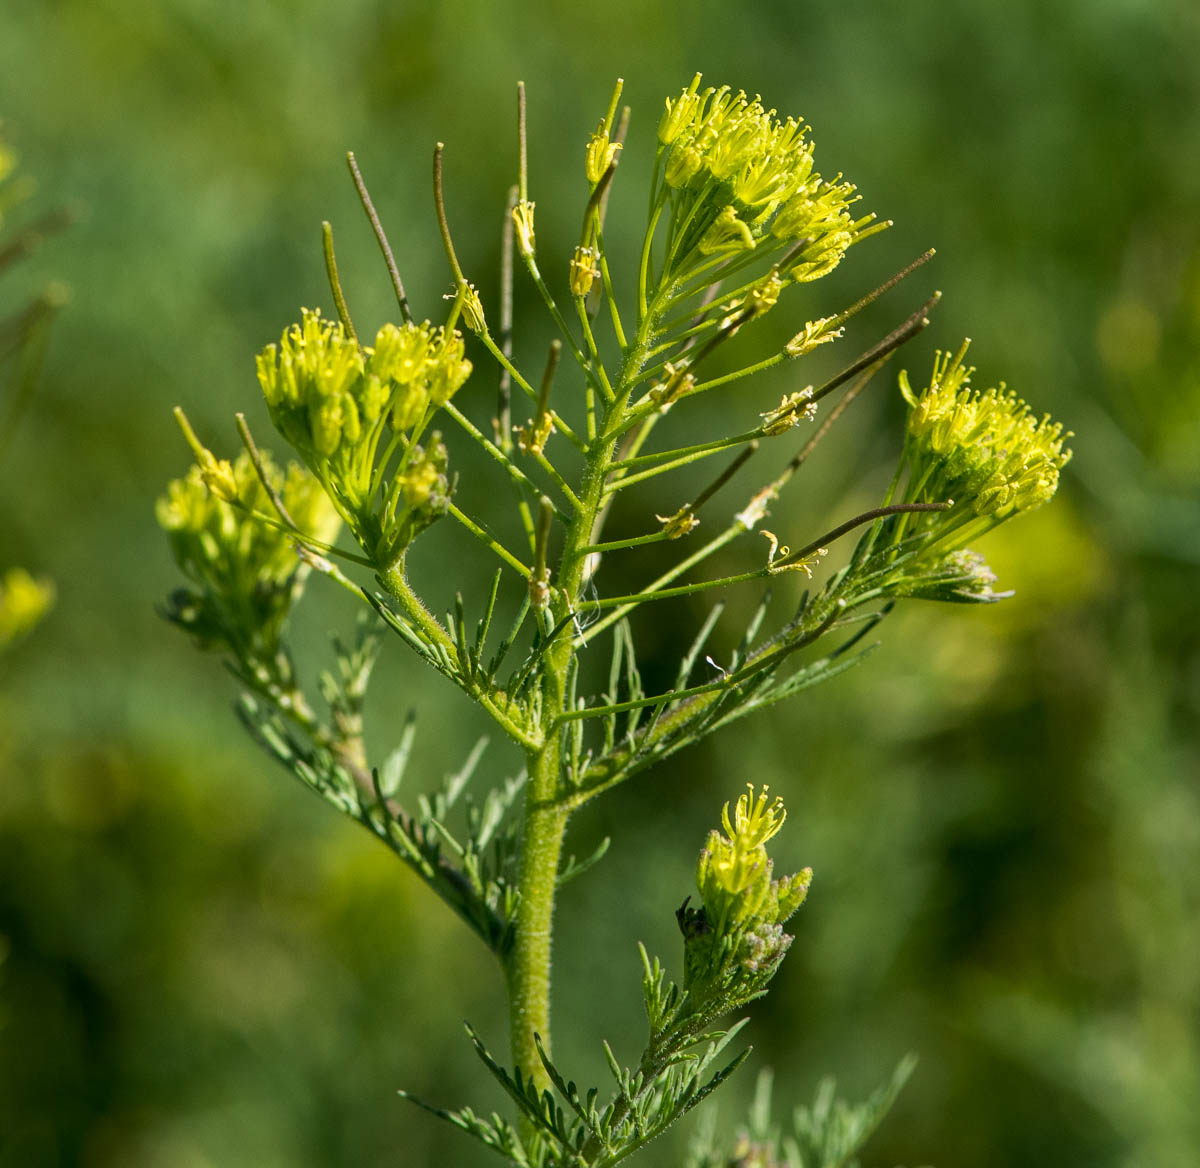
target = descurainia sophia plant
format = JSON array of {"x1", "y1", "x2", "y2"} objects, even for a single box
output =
[{"x1": 158, "y1": 77, "x2": 1071, "y2": 1166}]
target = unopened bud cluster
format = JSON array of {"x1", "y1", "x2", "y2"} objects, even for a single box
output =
[
  {"x1": 255, "y1": 309, "x2": 470, "y2": 565},
  {"x1": 893, "y1": 549, "x2": 1008, "y2": 604},
  {"x1": 679, "y1": 786, "x2": 812, "y2": 1011}
]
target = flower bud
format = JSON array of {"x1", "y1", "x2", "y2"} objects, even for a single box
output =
[{"x1": 664, "y1": 140, "x2": 704, "y2": 188}]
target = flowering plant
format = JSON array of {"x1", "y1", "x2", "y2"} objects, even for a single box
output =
[{"x1": 160, "y1": 77, "x2": 1069, "y2": 1165}]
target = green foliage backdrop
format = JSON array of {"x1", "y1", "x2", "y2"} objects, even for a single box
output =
[{"x1": 1, "y1": 1, "x2": 1198, "y2": 1165}]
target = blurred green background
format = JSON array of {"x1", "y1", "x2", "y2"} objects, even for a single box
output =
[{"x1": 2, "y1": 1, "x2": 1198, "y2": 1165}]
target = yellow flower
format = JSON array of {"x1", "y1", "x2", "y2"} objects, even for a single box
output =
[
  {"x1": 901, "y1": 341, "x2": 1072, "y2": 518},
  {"x1": 657, "y1": 75, "x2": 883, "y2": 284}
]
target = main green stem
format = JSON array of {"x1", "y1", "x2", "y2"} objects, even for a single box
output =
[{"x1": 503, "y1": 305, "x2": 662, "y2": 1097}]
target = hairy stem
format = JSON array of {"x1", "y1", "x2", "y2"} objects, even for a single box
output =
[
  {"x1": 503, "y1": 290, "x2": 663, "y2": 1110},
  {"x1": 506, "y1": 744, "x2": 569, "y2": 1081}
]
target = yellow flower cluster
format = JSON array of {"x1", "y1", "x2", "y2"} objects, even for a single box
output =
[
  {"x1": 157, "y1": 449, "x2": 340, "y2": 654},
  {"x1": 696, "y1": 785, "x2": 812, "y2": 938},
  {"x1": 658, "y1": 75, "x2": 884, "y2": 279},
  {"x1": 256, "y1": 309, "x2": 471, "y2": 463},
  {"x1": 900, "y1": 342, "x2": 1072, "y2": 518},
  {"x1": 255, "y1": 310, "x2": 469, "y2": 564}
]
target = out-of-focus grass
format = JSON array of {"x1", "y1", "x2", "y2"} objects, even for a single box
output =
[{"x1": 1, "y1": 2, "x2": 1197, "y2": 1165}]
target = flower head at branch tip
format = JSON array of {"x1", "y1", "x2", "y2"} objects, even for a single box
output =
[
  {"x1": 900, "y1": 340, "x2": 1072, "y2": 521},
  {"x1": 658, "y1": 75, "x2": 882, "y2": 280},
  {"x1": 679, "y1": 785, "x2": 811, "y2": 1008},
  {"x1": 255, "y1": 309, "x2": 469, "y2": 564}
]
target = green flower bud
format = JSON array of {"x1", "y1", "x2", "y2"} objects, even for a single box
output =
[
  {"x1": 891, "y1": 549, "x2": 1011, "y2": 604},
  {"x1": 657, "y1": 75, "x2": 880, "y2": 283},
  {"x1": 664, "y1": 139, "x2": 704, "y2": 188}
]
